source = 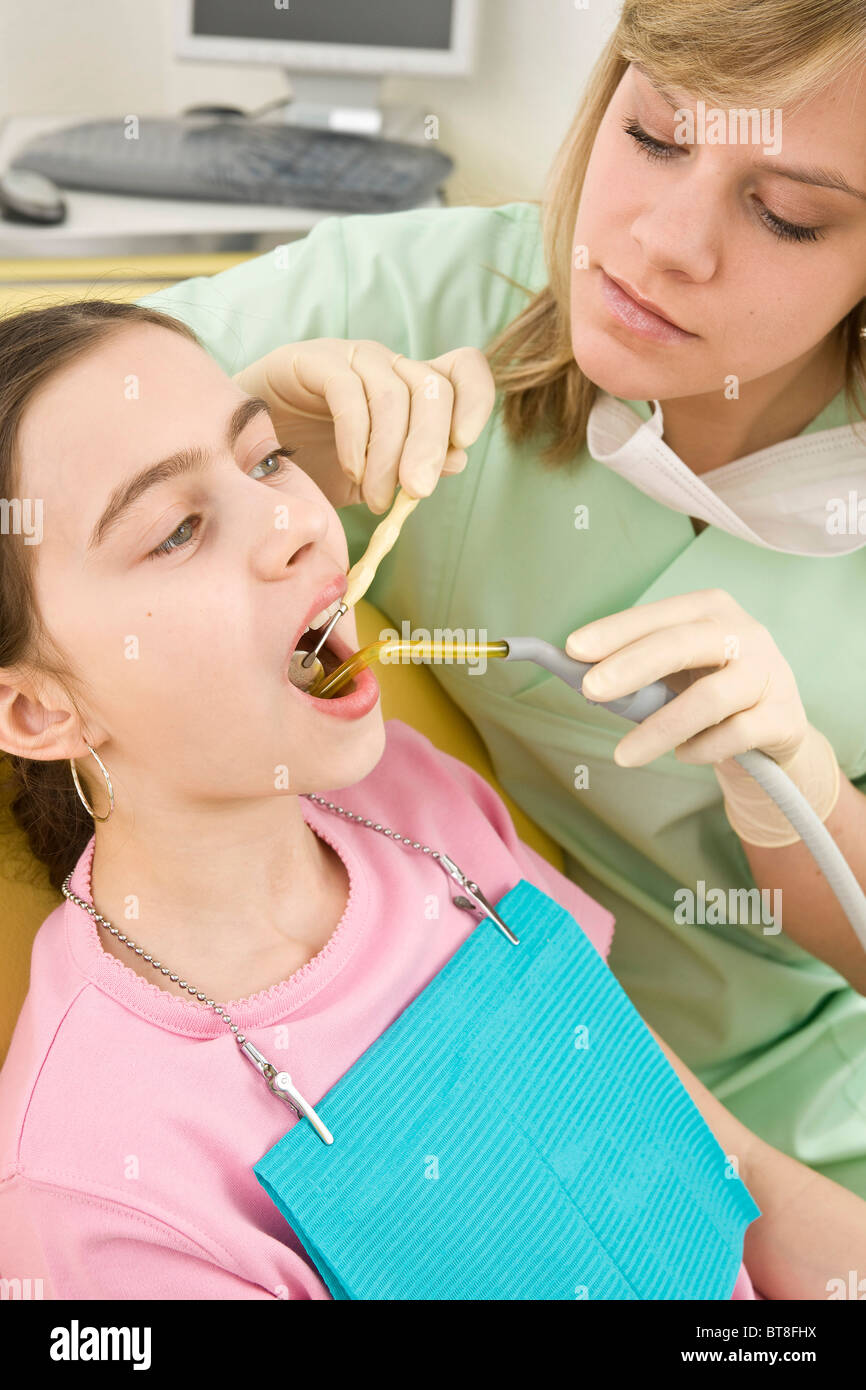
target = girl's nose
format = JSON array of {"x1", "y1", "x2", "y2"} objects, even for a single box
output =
[{"x1": 251, "y1": 493, "x2": 330, "y2": 579}]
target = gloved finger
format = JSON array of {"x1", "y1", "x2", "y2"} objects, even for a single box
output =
[
  {"x1": 566, "y1": 588, "x2": 739, "y2": 661},
  {"x1": 441, "y1": 447, "x2": 469, "y2": 474},
  {"x1": 343, "y1": 341, "x2": 419, "y2": 513},
  {"x1": 611, "y1": 663, "x2": 771, "y2": 767},
  {"x1": 386, "y1": 353, "x2": 458, "y2": 498},
  {"x1": 673, "y1": 704, "x2": 783, "y2": 764},
  {"x1": 426, "y1": 347, "x2": 497, "y2": 450},
  {"x1": 313, "y1": 369, "x2": 372, "y2": 487},
  {"x1": 579, "y1": 618, "x2": 734, "y2": 704},
  {"x1": 286, "y1": 342, "x2": 372, "y2": 483},
  {"x1": 675, "y1": 693, "x2": 808, "y2": 765}
]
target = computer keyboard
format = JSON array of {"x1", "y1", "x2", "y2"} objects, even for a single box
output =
[{"x1": 10, "y1": 117, "x2": 454, "y2": 213}]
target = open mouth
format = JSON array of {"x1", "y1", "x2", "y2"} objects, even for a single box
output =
[{"x1": 289, "y1": 621, "x2": 356, "y2": 696}]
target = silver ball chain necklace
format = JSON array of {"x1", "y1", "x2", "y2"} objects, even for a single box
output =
[{"x1": 61, "y1": 788, "x2": 520, "y2": 1146}]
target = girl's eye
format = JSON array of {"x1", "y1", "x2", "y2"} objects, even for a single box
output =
[
  {"x1": 249, "y1": 446, "x2": 296, "y2": 480},
  {"x1": 147, "y1": 446, "x2": 297, "y2": 559},
  {"x1": 621, "y1": 115, "x2": 824, "y2": 245}
]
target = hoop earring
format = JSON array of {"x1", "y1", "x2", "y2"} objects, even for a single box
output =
[{"x1": 69, "y1": 745, "x2": 114, "y2": 822}]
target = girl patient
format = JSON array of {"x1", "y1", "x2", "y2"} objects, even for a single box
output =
[{"x1": 0, "y1": 301, "x2": 862, "y2": 1300}]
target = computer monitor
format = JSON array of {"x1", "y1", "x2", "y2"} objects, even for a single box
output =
[{"x1": 175, "y1": 0, "x2": 479, "y2": 134}]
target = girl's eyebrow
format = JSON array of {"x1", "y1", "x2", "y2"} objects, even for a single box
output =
[
  {"x1": 86, "y1": 396, "x2": 271, "y2": 554},
  {"x1": 632, "y1": 63, "x2": 866, "y2": 202}
]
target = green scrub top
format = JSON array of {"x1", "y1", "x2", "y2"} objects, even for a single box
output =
[{"x1": 139, "y1": 202, "x2": 866, "y2": 1200}]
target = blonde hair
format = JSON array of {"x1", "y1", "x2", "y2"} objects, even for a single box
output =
[{"x1": 486, "y1": 0, "x2": 866, "y2": 465}]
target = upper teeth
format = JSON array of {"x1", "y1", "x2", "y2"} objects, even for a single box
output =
[{"x1": 303, "y1": 598, "x2": 343, "y2": 636}]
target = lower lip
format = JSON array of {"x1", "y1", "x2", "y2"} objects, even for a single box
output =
[
  {"x1": 599, "y1": 271, "x2": 696, "y2": 344},
  {"x1": 287, "y1": 623, "x2": 380, "y2": 721}
]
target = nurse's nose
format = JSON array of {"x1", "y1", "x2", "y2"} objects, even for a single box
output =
[{"x1": 630, "y1": 171, "x2": 722, "y2": 285}]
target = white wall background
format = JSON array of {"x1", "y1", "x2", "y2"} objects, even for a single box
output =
[{"x1": 0, "y1": 0, "x2": 618, "y2": 206}]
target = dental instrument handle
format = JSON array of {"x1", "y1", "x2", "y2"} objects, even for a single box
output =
[
  {"x1": 502, "y1": 635, "x2": 677, "y2": 720},
  {"x1": 501, "y1": 635, "x2": 866, "y2": 952},
  {"x1": 301, "y1": 487, "x2": 420, "y2": 669},
  {"x1": 343, "y1": 486, "x2": 420, "y2": 610}
]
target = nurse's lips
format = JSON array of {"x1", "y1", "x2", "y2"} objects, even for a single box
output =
[{"x1": 600, "y1": 270, "x2": 698, "y2": 344}]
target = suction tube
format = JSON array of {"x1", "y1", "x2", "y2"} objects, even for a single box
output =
[{"x1": 503, "y1": 636, "x2": 866, "y2": 953}]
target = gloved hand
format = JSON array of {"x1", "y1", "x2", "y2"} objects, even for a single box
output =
[
  {"x1": 565, "y1": 587, "x2": 809, "y2": 768},
  {"x1": 566, "y1": 589, "x2": 842, "y2": 845},
  {"x1": 233, "y1": 338, "x2": 496, "y2": 514}
]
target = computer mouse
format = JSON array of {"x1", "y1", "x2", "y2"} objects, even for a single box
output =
[
  {"x1": 182, "y1": 104, "x2": 247, "y2": 118},
  {"x1": 0, "y1": 168, "x2": 67, "y2": 224}
]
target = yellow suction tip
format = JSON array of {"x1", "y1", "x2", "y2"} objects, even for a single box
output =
[{"x1": 310, "y1": 638, "x2": 510, "y2": 699}]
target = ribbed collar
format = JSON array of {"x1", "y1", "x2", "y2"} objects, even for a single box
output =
[{"x1": 63, "y1": 796, "x2": 371, "y2": 1038}]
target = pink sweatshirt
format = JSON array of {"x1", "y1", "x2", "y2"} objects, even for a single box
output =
[{"x1": 0, "y1": 719, "x2": 757, "y2": 1300}]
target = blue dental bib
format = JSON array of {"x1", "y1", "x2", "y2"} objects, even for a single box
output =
[{"x1": 254, "y1": 878, "x2": 760, "y2": 1299}]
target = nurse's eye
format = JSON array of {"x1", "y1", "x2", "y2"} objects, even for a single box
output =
[
  {"x1": 622, "y1": 115, "x2": 825, "y2": 245},
  {"x1": 622, "y1": 115, "x2": 678, "y2": 162},
  {"x1": 755, "y1": 207, "x2": 824, "y2": 244},
  {"x1": 147, "y1": 446, "x2": 298, "y2": 559}
]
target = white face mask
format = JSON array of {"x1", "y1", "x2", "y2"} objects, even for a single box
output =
[{"x1": 586, "y1": 392, "x2": 866, "y2": 557}]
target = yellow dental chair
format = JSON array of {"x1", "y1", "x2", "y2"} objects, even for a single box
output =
[{"x1": 0, "y1": 598, "x2": 563, "y2": 1069}]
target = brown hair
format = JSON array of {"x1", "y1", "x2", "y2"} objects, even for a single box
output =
[
  {"x1": 0, "y1": 299, "x2": 200, "y2": 891},
  {"x1": 486, "y1": 0, "x2": 866, "y2": 464}
]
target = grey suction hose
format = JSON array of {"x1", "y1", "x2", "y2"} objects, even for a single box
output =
[{"x1": 503, "y1": 637, "x2": 866, "y2": 952}]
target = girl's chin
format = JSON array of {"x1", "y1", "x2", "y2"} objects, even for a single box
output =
[{"x1": 301, "y1": 715, "x2": 387, "y2": 793}]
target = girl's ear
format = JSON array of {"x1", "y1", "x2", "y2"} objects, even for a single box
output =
[{"x1": 0, "y1": 674, "x2": 85, "y2": 763}]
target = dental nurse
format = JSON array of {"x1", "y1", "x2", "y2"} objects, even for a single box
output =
[{"x1": 140, "y1": 0, "x2": 866, "y2": 1200}]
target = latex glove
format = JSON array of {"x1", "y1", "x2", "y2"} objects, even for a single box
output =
[
  {"x1": 233, "y1": 338, "x2": 496, "y2": 514},
  {"x1": 565, "y1": 588, "x2": 809, "y2": 768}
]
